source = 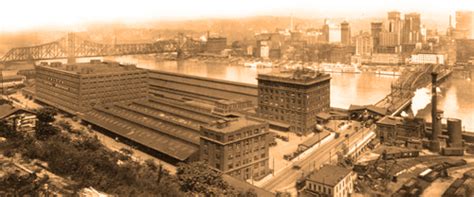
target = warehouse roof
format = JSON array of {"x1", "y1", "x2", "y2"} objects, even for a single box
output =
[
  {"x1": 0, "y1": 104, "x2": 34, "y2": 119},
  {"x1": 82, "y1": 109, "x2": 199, "y2": 161},
  {"x1": 203, "y1": 117, "x2": 265, "y2": 134}
]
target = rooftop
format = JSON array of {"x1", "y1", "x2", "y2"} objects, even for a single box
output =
[
  {"x1": 348, "y1": 104, "x2": 387, "y2": 115},
  {"x1": 83, "y1": 109, "x2": 198, "y2": 161},
  {"x1": 204, "y1": 117, "x2": 265, "y2": 134},
  {"x1": 307, "y1": 165, "x2": 352, "y2": 187},
  {"x1": 377, "y1": 116, "x2": 404, "y2": 126},
  {"x1": 37, "y1": 60, "x2": 141, "y2": 75},
  {"x1": 300, "y1": 130, "x2": 331, "y2": 148},
  {"x1": 0, "y1": 103, "x2": 34, "y2": 119},
  {"x1": 257, "y1": 68, "x2": 330, "y2": 85}
]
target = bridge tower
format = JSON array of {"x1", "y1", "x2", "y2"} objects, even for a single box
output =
[{"x1": 67, "y1": 33, "x2": 76, "y2": 64}]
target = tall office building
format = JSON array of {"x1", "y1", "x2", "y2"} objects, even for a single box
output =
[
  {"x1": 323, "y1": 20, "x2": 342, "y2": 43},
  {"x1": 388, "y1": 11, "x2": 402, "y2": 45},
  {"x1": 371, "y1": 22, "x2": 383, "y2": 52},
  {"x1": 257, "y1": 69, "x2": 331, "y2": 135},
  {"x1": 35, "y1": 60, "x2": 148, "y2": 114},
  {"x1": 355, "y1": 32, "x2": 373, "y2": 56},
  {"x1": 455, "y1": 11, "x2": 474, "y2": 39},
  {"x1": 199, "y1": 117, "x2": 270, "y2": 180},
  {"x1": 402, "y1": 13, "x2": 421, "y2": 44},
  {"x1": 206, "y1": 36, "x2": 227, "y2": 54},
  {"x1": 341, "y1": 21, "x2": 351, "y2": 45}
]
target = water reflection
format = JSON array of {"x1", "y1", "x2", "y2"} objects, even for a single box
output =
[
  {"x1": 104, "y1": 55, "x2": 474, "y2": 131},
  {"x1": 110, "y1": 55, "x2": 397, "y2": 110},
  {"x1": 418, "y1": 78, "x2": 474, "y2": 131}
]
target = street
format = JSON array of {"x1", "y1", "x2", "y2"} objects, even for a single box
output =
[{"x1": 261, "y1": 124, "x2": 374, "y2": 194}]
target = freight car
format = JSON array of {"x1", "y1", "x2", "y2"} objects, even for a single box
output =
[{"x1": 382, "y1": 149, "x2": 420, "y2": 160}]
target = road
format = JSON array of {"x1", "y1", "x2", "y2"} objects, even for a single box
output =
[{"x1": 261, "y1": 125, "x2": 374, "y2": 193}]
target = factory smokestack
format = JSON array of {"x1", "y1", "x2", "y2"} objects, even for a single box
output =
[{"x1": 430, "y1": 72, "x2": 441, "y2": 152}]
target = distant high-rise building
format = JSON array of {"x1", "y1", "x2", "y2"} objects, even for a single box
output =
[
  {"x1": 455, "y1": 11, "x2": 474, "y2": 39},
  {"x1": 379, "y1": 31, "x2": 399, "y2": 47},
  {"x1": 355, "y1": 32, "x2": 373, "y2": 56},
  {"x1": 388, "y1": 11, "x2": 401, "y2": 21},
  {"x1": 402, "y1": 13, "x2": 421, "y2": 44},
  {"x1": 371, "y1": 22, "x2": 383, "y2": 51},
  {"x1": 323, "y1": 19, "x2": 341, "y2": 43},
  {"x1": 206, "y1": 36, "x2": 227, "y2": 54},
  {"x1": 341, "y1": 21, "x2": 351, "y2": 45},
  {"x1": 387, "y1": 11, "x2": 402, "y2": 45}
]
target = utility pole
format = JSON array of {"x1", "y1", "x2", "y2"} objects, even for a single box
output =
[{"x1": 272, "y1": 157, "x2": 275, "y2": 175}]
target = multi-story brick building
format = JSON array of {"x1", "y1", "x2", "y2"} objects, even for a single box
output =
[
  {"x1": 35, "y1": 60, "x2": 148, "y2": 114},
  {"x1": 206, "y1": 36, "x2": 227, "y2": 54},
  {"x1": 257, "y1": 69, "x2": 331, "y2": 135},
  {"x1": 199, "y1": 117, "x2": 270, "y2": 181}
]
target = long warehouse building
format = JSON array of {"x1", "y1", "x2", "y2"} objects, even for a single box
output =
[{"x1": 148, "y1": 70, "x2": 258, "y2": 105}]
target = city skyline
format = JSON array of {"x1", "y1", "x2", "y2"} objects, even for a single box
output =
[{"x1": 1, "y1": 0, "x2": 474, "y2": 32}]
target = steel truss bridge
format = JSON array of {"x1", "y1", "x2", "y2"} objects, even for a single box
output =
[
  {"x1": 0, "y1": 33, "x2": 203, "y2": 63},
  {"x1": 375, "y1": 64, "x2": 452, "y2": 114}
]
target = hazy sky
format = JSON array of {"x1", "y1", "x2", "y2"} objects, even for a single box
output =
[{"x1": 1, "y1": 0, "x2": 473, "y2": 31}]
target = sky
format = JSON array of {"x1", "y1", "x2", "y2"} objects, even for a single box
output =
[{"x1": 1, "y1": 0, "x2": 473, "y2": 32}]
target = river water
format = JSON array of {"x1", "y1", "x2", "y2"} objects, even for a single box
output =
[{"x1": 104, "y1": 55, "x2": 473, "y2": 131}]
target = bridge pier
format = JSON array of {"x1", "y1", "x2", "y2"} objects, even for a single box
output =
[
  {"x1": 67, "y1": 57, "x2": 76, "y2": 64},
  {"x1": 67, "y1": 33, "x2": 76, "y2": 64}
]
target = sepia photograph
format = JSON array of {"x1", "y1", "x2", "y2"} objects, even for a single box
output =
[{"x1": 0, "y1": 0, "x2": 474, "y2": 196}]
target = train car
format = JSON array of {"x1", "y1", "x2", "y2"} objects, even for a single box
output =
[
  {"x1": 383, "y1": 149, "x2": 420, "y2": 160},
  {"x1": 422, "y1": 171, "x2": 440, "y2": 182},
  {"x1": 441, "y1": 147, "x2": 464, "y2": 156},
  {"x1": 444, "y1": 159, "x2": 467, "y2": 168}
]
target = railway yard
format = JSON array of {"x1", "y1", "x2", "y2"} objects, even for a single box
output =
[{"x1": 352, "y1": 145, "x2": 474, "y2": 196}]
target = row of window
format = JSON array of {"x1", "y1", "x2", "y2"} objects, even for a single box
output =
[
  {"x1": 228, "y1": 159, "x2": 266, "y2": 170},
  {"x1": 202, "y1": 127, "x2": 266, "y2": 142},
  {"x1": 229, "y1": 167, "x2": 266, "y2": 179},
  {"x1": 308, "y1": 182, "x2": 332, "y2": 195}
]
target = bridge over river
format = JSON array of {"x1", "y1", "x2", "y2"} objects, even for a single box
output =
[
  {"x1": 374, "y1": 64, "x2": 452, "y2": 116},
  {"x1": 0, "y1": 33, "x2": 203, "y2": 64}
]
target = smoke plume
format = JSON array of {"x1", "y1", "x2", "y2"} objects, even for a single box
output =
[
  {"x1": 401, "y1": 111, "x2": 409, "y2": 117},
  {"x1": 411, "y1": 88, "x2": 431, "y2": 116}
]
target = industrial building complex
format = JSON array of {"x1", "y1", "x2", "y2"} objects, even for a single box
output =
[{"x1": 1, "y1": 7, "x2": 474, "y2": 197}]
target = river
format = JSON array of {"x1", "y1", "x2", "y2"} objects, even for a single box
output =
[{"x1": 38, "y1": 55, "x2": 474, "y2": 131}]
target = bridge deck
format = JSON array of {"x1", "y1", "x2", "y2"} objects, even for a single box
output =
[{"x1": 376, "y1": 69, "x2": 452, "y2": 116}]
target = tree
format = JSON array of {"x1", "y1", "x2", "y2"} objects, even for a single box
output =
[
  {"x1": 237, "y1": 189, "x2": 258, "y2": 197},
  {"x1": 176, "y1": 162, "x2": 232, "y2": 195},
  {"x1": 35, "y1": 107, "x2": 57, "y2": 123},
  {"x1": 0, "y1": 120, "x2": 16, "y2": 138},
  {"x1": 35, "y1": 107, "x2": 59, "y2": 140}
]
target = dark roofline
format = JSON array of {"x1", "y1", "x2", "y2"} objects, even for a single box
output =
[{"x1": 0, "y1": 104, "x2": 35, "y2": 119}]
